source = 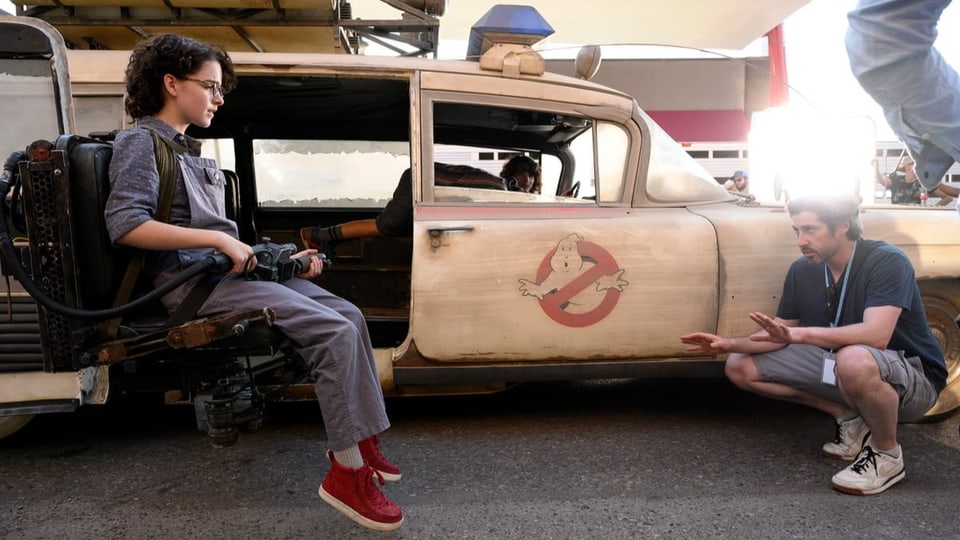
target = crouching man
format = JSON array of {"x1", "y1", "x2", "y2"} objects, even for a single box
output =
[{"x1": 681, "y1": 194, "x2": 946, "y2": 495}]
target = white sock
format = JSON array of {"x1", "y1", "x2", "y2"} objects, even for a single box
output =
[
  {"x1": 333, "y1": 445, "x2": 363, "y2": 469},
  {"x1": 838, "y1": 411, "x2": 859, "y2": 422},
  {"x1": 876, "y1": 445, "x2": 901, "y2": 459}
]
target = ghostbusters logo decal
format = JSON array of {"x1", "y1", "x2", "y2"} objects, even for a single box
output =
[{"x1": 518, "y1": 233, "x2": 629, "y2": 327}]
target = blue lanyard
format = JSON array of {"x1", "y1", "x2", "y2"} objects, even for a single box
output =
[{"x1": 824, "y1": 241, "x2": 857, "y2": 328}]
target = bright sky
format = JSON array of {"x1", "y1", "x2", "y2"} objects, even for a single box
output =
[{"x1": 3, "y1": 0, "x2": 959, "y2": 143}]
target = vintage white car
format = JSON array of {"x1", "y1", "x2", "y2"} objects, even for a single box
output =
[{"x1": 1, "y1": 11, "x2": 958, "y2": 442}]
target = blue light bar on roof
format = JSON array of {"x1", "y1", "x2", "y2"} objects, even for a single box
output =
[{"x1": 467, "y1": 4, "x2": 555, "y2": 59}]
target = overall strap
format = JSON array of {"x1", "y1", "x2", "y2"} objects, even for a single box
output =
[
  {"x1": 101, "y1": 130, "x2": 185, "y2": 339},
  {"x1": 149, "y1": 131, "x2": 186, "y2": 222}
]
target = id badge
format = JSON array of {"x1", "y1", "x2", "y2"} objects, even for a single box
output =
[{"x1": 821, "y1": 352, "x2": 837, "y2": 386}]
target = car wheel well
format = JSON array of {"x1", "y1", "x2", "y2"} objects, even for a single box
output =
[
  {"x1": 917, "y1": 279, "x2": 960, "y2": 421},
  {"x1": 0, "y1": 414, "x2": 35, "y2": 440}
]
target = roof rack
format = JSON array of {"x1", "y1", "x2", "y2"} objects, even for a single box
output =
[{"x1": 8, "y1": 0, "x2": 444, "y2": 55}]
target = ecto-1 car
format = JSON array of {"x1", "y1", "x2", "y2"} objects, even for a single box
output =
[{"x1": 1, "y1": 9, "x2": 959, "y2": 443}]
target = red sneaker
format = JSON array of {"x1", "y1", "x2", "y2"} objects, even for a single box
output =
[
  {"x1": 318, "y1": 451, "x2": 403, "y2": 531},
  {"x1": 359, "y1": 435, "x2": 402, "y2": 482}
]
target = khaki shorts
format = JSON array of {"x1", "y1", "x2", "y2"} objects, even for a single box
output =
[{"x1": 753, "y1": 343, "x2": 938, "y2": 422}]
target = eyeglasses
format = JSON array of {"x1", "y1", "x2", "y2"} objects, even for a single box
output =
[{"x1": 182, "y1": 78, "x2": 224, "y2": 98}]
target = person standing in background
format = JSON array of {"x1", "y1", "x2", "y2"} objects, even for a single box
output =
[{"x1": 723, "y1": 170, "x2": 750, "y2": 194}]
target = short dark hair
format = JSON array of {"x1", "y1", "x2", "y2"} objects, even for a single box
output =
[
  {"x1": 500, "y1": 155, "x2": 542, "y2": 193},
  {"x1": 787, "y1": 194, "x2": 863, "y2": 240},
  {"x1": 124, "y1": 33, "x2": 236, "y2": 119}
]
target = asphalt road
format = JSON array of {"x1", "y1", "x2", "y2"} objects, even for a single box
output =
[{"x1": 2, "y1": 378, "x2": 959, "y2": 539}]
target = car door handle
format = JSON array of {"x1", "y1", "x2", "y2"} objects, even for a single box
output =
[
  {"x1": 427, "y1": 226, "x2": 475, "y2": 237},
  {"x1": 426, "y1": 226, "x2": 474, "y2": 251}
]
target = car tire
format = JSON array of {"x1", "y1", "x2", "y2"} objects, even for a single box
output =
[
  {"x1": 0, "y1": 414, "x2": 35, "y2": 440},
  {"x1": 919, "y1": 279, "x2": 960, "y2": 422}
]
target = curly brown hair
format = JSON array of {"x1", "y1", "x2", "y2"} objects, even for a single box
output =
[
  {"x1": 500, "y1": 155, "x2": 542, "y2": 194},
  {"x1": 124, "y1": 33, "x2": 236, "y2": 119}
]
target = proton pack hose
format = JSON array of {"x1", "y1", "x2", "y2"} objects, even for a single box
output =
[
  {"x1": 0, "y1": 151, "x2": 230, "y2": 321},
  {"x1": 0, "y1": 230, "x2": 227, "y2": 321}
]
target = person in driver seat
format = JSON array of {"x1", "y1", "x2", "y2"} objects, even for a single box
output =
[{"x1": 501, "y1": 155, "x2": 542, "y2": 194}]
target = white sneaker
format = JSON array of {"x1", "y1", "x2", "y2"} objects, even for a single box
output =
[
  {"x1": 822, "y1": 415, "x2": 870, "y2": 460},
  {"x1": 831, "y1": 444, "x2": 905, "y2": 495}
]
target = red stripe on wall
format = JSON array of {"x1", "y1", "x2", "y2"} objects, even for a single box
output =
[{"x1": 646, "y1": 109, "x2": 750, "y2": 143}]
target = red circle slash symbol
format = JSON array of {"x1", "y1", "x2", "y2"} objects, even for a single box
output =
[{"x1": 533, "y1": 241, "x2": 622, "y2": 327}]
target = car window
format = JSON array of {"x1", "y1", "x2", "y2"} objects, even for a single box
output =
[
  {"x1": 432, "y1": 145, "x2": 540, "y2": 179},
  {"x1": 200, "y1": 138, "x2": 236, "y2": 171},
  {"x1": 0, "y1": 58, "x2": 61, "y2": 154},
  {"x1": 596, "y1": 122, "x2": 629, "y2": 202},
  {"x1": 427, "y1": 101, "x2": 627, "y2": 205},
  {"x1": 251, "y1": 139, "x2": 410, "y2": 208},
  {"x1": 643, "y1": 113, "x2": 728, "y2": 203},
  {"x1": 74, "y1": 95, "x2": 125, "y2": 137},
  {"x1": 433, "y1": 144, "x2": 565, "y2": 198}
]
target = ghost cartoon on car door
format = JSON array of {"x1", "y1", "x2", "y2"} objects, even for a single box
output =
[{"x1": 518, "y1": 233, "x2": 629, "y2": 327}]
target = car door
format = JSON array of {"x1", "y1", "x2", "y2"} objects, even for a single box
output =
[{"x1": 409, "y1": 73, "x2": 720, "y2": 363}]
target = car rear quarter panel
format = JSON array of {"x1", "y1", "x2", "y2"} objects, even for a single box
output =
[
  {"x1": 859, "y1": 207, "x2": 960, "y2": 279},
  {"x1": 687, "y1": 203, "x2": 798, "y2": 338}
]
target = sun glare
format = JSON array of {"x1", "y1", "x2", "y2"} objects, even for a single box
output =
[{"x1": 748, "y1": 105, "x2": 876, "y2": 204}]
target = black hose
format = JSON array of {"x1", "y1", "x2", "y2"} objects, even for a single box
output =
[
  {"x1": 0, "y1": 233, "x2": 223, "y2": 320},
  {"x1": 0, "y1": 151, "x2": 229, "y2": 321},
  {"x1": 0, "y1": 151, "x2": 24, "y2": 188}
]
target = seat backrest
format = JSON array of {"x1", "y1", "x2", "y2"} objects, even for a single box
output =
[
  {"x1": 62, "y1": 137, "x2": 248, "y2": 313},
  {"x1": 63, "y1": 135, "x2": 131, "y2": 310}
]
